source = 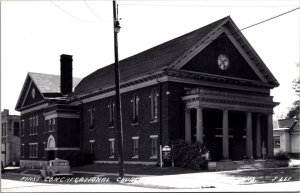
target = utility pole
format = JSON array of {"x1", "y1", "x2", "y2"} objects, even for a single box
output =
[{"x1": 112, "y1": 0, "x2": 125, "y2": 178}]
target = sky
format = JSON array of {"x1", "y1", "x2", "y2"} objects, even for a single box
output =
[{"x1": 1, "y1": 0, "x2": 300, "y2": 119}]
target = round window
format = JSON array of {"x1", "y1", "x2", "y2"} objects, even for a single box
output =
[{"x1": 217, "y1": 54, "x2": 230, "y2": 71}]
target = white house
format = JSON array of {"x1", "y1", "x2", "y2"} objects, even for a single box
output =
[{"x1": 274, "y1": 118, "x2": 300, "y2": 158}]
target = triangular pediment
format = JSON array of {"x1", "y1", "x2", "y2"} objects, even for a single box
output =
[
  {"x1": 169, "y1": 17, "x2": 279, "y2": 87},
  {"x1": 181, "y1": 33, "x2": 261, "y2": 81},
  {"x1": 15, "y1": 73, "x2": 45, "y2": 111},
  {"x1": 22, "y1": 80, "x2": 44, "y2": 107}
]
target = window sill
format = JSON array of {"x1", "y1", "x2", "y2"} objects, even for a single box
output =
[
  {"x1": 150, "y1": 156, "x2": 158, "y2": 159},
  {"x1": 29, "y1": 134, "x2": 38, "y2": 136},
  {"x1": 48, "y1": 130, "x2": 55, "y2": 133},
  {"x1": 109, "y1": 156, "x2": 115, "y2": 159},
  {"x1": 131, "y1": 122, "x2": 139, "y2": 126},
  {"x1": 149, "y1": 119, "x2": 158, "y2": 124},
  {"x1": 108, "y1": 125, "x2": 114, "y2": 129},
  {"x1": 132, "y1": 156, "x2": 139, "y2": 159}
]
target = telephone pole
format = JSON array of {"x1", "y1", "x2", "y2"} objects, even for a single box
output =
[{"x1": 112, "y1": 0, "x2": 125, "y2": 178}]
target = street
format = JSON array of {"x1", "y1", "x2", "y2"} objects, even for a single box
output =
[
  {"x1": 1, "y1": 173, "x2": 158, "y2": 192},
  {"x1": 1, "y1": 167, "x2": 300, "y2": 192}
]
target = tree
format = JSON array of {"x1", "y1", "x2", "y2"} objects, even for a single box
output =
[{"x1": 286, "y1": 63, "x2": 300, "y2": 119}]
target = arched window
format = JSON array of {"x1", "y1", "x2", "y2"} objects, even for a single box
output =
[
  {"x1": 132, "y1": 93, "x2": 139, "y2": 123},
  {"x1": 150, "y1": 88, "x2": 158, "y2": 120},
  {"x1": 89, "y1": 104, "x2": 95, "y2": 129},
  {"x1": 47, "y1": 135, "x2": 56, "y2": 149},
  {"x1": 109, "y1": 100, "x2": 115, "y2": 127}
]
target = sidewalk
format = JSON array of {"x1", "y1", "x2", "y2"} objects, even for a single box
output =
[
  {"x1": 128, "y1": 167, "x2": 300, "y2": 190},
  {"x1": 73, "y1": 166, "x2": 300, "y2": 190},
  {"x1": 4, "y1": 162, "x2": 300, "y2": 191}
]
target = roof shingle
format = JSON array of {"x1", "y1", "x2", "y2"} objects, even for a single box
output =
[
  {"x1": 29, "y1": 72, "x2": 81, "y2": 94},
  {"x1": 74, "y1": 17, "x2": 229, "y2": 95}
]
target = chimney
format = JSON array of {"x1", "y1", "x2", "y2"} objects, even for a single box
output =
[{"x1": 60, "y1": 54, "x2": 73, "y2": 95}]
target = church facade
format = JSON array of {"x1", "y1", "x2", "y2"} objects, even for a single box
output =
[{"x1": 16, "y1": 16, "x2": 279, "y2": 167}]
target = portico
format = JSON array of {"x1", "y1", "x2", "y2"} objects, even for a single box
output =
[{"x1": 182, "y1": 88, "x2": 277, "y2": 161}]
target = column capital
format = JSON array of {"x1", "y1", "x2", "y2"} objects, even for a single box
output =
[
  {"x1": 256, "y1": 113, "x2": 262, "y2": 117},
  {"x1": 222, "y1": 108, "x2": 229, "y2": 113},
  {"x1": 185, "y1": 108, "x2": 191, "y2": 112},
  {"x1": 195, "y1": 106, "x2": 203, "y2": 110}
]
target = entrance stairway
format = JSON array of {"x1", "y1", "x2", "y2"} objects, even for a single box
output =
[{"x1": 213, "y1": 159, "x2": 289, "y2": 171}]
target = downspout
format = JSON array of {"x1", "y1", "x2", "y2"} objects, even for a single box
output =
[
  {"x1": 156, "y1": 70, "x2": 166, "y2": 167},
  {"x1": 78, "y1": 99, "x2": 84, "y2": 154},
  {"x1": 156, "y1": 73, "x2": 164, "y2": 147}
]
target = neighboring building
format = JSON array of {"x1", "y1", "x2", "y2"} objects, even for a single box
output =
[
  {"x1": 1, "y1": 109, "x2": 21, "y2": 166},
  {"x1": 16, "y1": 16, "x2": 279, "y2": 168},
  {"x1": 274, "y1": 118, "x2": 300, "y2": 158}
]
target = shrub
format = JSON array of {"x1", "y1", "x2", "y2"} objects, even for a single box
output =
[
  {"x1": 64, "y1": 152, "x2": 94, "y2": 167},
  {"x1": 274, "y1": 150, "x2": 290, "y2": 161},
  {"x1": 172, "y1": 139, "x2": 210, "y2": 170}
]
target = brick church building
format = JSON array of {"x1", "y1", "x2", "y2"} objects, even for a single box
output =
[{"x1": 16, "y1": 16, "x2": 279, "y2": 168}]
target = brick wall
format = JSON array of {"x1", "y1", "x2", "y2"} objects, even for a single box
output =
[
  {"x1": 80, "y1": 81, "x2": 206, "y2": 162},
  {"x1": 57, "y1": 117, "x2": 80, "y2": 148},
  {"x1": 21, "y1": 109, "x2": 47, "y2": 161},
  {"x1": 82, "y1": 83, "x2": 167, "y2": 162},
  {"x1": 167, "y1": 81, "x2": 198, "y2": 143},
  {"x1": 21, "y1": 105, "x2": 80, "y2": 162}
]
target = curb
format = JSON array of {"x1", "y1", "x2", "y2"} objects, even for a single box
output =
[
  {"x1": 4, "y1": 172, "x2": 40, "y2": 178},
  {"x1": 72, "y1": 170, "x2": 153, "y2": 177}
]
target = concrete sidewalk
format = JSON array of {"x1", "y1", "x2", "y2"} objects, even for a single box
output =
[
  {"x1": 4, "y1": 164, "x2": 300, "y2": 192},
  {"x1": 73, "y1": 166, "x2": 300, "y2": 190},
  {"x1": 129, "y1": 167, "x2": 300, "y2": 190}
]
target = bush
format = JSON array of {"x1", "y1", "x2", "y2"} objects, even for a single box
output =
[
  {"x1": 64, "y1": 152, "x2": 94, "y2": 167},
  {"x1": 274, "y1": 151, "x2": 290, "y2": 161},
  {"x1": 172, "y1": 140, "x2": 210, "y2": 170}
]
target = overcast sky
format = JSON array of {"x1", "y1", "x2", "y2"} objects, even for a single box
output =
[{"x1": 1, "y1": 0, "x2": 299, "y2": 119}]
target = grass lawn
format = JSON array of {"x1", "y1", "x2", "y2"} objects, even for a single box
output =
[{"x1": 73, "y1": 163, "x2": 201, "y2": 176}]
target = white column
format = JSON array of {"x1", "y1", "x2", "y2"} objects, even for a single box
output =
[
  {"x1": 246, "y1": 112, "x2": 253, "y2": 159},
  {"x1": 267, "y1": 113, "x2": 274, "y2": 158},
  {"x1": 256, "y1": 114, "x2": 262, "y2": 159},
  {"x1": 196, "y1": 107, "x2": 203, "y2": 144},
  {"x1": 185, "y1": 108, "x2": 191, "y2": 144},
  {"x1": 222, "y1": 109, "x2": 229, "y2": 160}
]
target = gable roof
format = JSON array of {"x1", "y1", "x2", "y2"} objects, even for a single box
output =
[
  {"x1": 73, "y1": 16, "x2": 279, "y2": 96},
  {"x1": 15, "y1": 72, "x2": 81, "y2": 111},
  {"x1": 74, "y1": 16, "x2": 230, "y2": 95},
  {"x1": 278, "y1": 118, "x2": 300, "y2": 130},
  {"x1": 29, "y1": 72, "x2": 81, "y2": 94}
]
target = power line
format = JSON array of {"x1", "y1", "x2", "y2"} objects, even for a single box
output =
[
  {"x1": 83, "y1": 0, "x2": 103, "y2": 20},
  {"x1": 240, "y1": 6, "x2": 300, "y2": 31},
  {"x1": 132, "y1": 6, "x2": 299, "y2": 62},
  {"x1": 201, "y1": 6, "x2": 300, "y2": 44},
  {"x1": 49, "y1": 0, "x2": 101, "y2": 23},
  {"x1": 119, "y1": 3, "x2": 298, "y2": 8},
  {"x1": 83, "y1": 0, "x2": 113, "y2": 22}
]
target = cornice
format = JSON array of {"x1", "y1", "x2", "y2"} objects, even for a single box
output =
[
  {"x1": 166, "y1": 69, "x2": 273, "y2": 89},
  {"x1": 69, "y1": 71, "x2": 166, "y2": 103},
  {"x1": 182, "y1": 88, "x2": 279, "y2": 110}
]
